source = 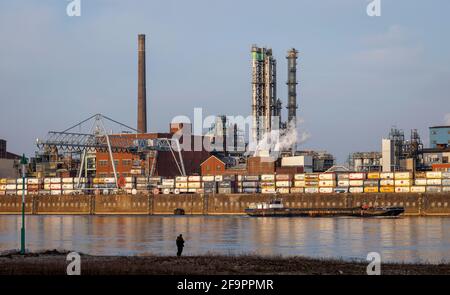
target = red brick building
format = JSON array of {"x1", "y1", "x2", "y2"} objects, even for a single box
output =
[
  {"x1": 200, "y1": 155, "x2": 246, "y2": 176},
  {"x1": 95, "y1": 131, "x2": 211, "y2": 178}
]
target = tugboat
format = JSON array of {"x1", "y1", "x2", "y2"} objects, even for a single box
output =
[{"x1": 245, "y1": 199, "x2": 404, "y2": 217}]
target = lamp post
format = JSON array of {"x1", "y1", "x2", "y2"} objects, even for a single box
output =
[{"x1": 20, "y1": 154, "x2": 28, "y2": 255}]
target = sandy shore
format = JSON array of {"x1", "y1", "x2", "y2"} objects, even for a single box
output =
[{"x1": 0, "y1": 250, "x2": 449, "y2": 275}]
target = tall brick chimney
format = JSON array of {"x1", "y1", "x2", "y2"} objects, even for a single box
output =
[{"x1": 137, "y1": 34, "x2": 147, "y2": 133}]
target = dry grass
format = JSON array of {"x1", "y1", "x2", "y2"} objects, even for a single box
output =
[{"x1": 0, "y1": 250, "x2": 449, "y2": 275}]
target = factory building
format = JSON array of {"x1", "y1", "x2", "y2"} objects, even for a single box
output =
[
  {"x1": 349, "y1": 152, "x2": 382, "y2": 172},
  {"x1": 0, "y1": 139, "x2": 20, "y2": 178},
  {"x1": 429, "y1": 125, "x2": 450, "y2": 148}
]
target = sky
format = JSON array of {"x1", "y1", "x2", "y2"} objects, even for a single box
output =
[{"x1": 0, "y1": 0, "x2": 449, "y2": 163}]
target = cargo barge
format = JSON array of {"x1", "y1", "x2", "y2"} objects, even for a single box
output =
[{"x1": 245, "y1": 200, "x2": 405, "y2": 217}]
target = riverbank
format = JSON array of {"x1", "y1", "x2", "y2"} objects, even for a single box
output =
[{"x1": 0, "y1": 250, "x2": 449, "y2": 275}]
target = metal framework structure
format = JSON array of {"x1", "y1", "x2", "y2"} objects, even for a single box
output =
[
  {"x1": 37, "y1": 114, "x2": 138, "y2": 190},
  {"x1": 133, "y1": 137, "x2": 186, "y2": 176},
  {"x1": 251, "y1": 45, "x2": 277, "y2": 143}
]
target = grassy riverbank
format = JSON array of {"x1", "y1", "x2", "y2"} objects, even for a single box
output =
[{"x1": 0, "y1": 250, "x2": 448, "y2": 275}]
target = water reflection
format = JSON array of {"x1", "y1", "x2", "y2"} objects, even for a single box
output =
[{"x1": 0, "y1": 216, "x2": 449, "y2": 263}]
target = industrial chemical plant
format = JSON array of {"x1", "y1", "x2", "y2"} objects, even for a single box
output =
[{"x1": 1, "y1": 34, "x2": 450, "y2": 197}]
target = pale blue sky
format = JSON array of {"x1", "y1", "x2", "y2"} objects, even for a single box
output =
[{"x1": 0, "y1": 0, "x2": 449, "y2": 162}]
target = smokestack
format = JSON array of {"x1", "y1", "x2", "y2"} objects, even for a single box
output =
[
  {"x1": 287, "y1": 48, "x2": 298, "y2": 153},
  {"x1": 137, "y1": 34, "x2": 147, "y2": 133}
]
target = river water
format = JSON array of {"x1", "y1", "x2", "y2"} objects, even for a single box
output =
[{"x1": 0, "y1": 215, "x2": 449, "y2": 264}]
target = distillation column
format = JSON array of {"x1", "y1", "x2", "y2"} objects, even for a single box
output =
[{"x1": 286, "y1": 48, "x2": 298, "y2": 153}]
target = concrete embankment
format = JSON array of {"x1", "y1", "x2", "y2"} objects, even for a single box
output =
[{"x1": 0, "y1": 193, "x2": 449, "y2": 216}]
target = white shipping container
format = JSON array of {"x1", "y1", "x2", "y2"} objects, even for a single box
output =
[
  {"x1": 349, "y1": 180, "x2": 364, "y2": 187},
  {"x1": 162, "y1": 179, "x2": 175, "y2": 185},
  {"x1": 442, "y1": 179, "x2": 450, "y2": 186},
  {"x1": 176, "y1": 176, "x2": 188, "y2": 182},
  {"x1": 276, "y1": 181, "x2": 291, "y2": 188},
  {"x1": 6, "y1": 184, "x2": 16, "y2": 190},
  {"x1": 27, "y1": 178, "x2": 40, "y2": 185},
  {"x1": 188, "y1": 176, "x2": 201, "y2": 182},
  {"x1": 426, "y1": 186, "x2": 442, "y2": 193},
  {"x1": 290, "y1": 187, "x2": 304, "y2": 193},
  {"x1": 305, "y1": 187, "x2": 319, "y2": 194},
  {"x1": 50, "y1": 190, "x2": 62, "y2": 195},
  {"x1": 276, "y1": 188, "x2": 290, "y2": 194},
  {"x1": 319, "y1": 187, "x2": 333, "y2": 194},
  {"x1": 125, "y1": 177, "x2": 134, "y2": 182},
  {"x1": 349, "y1": 187, "x2": 364, "y2": 193},
  {"x1": 394, "y1": 172, "x2": 413, "y2": 179},
  {"x1": 380, "y1": 179, "x2": 395, "y2": 186},
  {"x1": 337, "y1": 180, "x2": 349, "y2": 187},
  {"x1": 349, "y1": 173, "x2": 365, "y2": 180},
  {"x1": 44, "y1": 178, "x2": 51, "y2": 184},
  {"x1": 380, "y1": 172, "x2": 394, "y2": 179},
  {"x1": 261, "y1": 174, "x2": 275, "y2": 181},
  {"x1": 44, "y1": 184, "x2": 51, "y2": 190},
  {"x1": 214, "y1": 175, "x2": 223, "y2": 182},
  {"x1": 414, "y1": 179, "x2": 427, "y2": 186},
  {"x1": 202, "y1": 176, "x2": 215, "y2": 182},
  {"x1": 319, "y1": 180, "x2": 336, "y2": 187},
  {"x1": 294, "y1": 174, "x2": 305, "y2": 180},
  {"x1": 395, "y1": 179, "x2": 412, "y2": 187},
  {"x1": 16, "y1": 178, "x2": 24, "y2": 184},
  {"x1": 337, "y1": 173, "x2": 349, "y2": 180},
  {"x1": 442, "y1": 186, "x2": 450, "y2": 192},
  {"x1": 63, "y1": 190, "x2": 77, "y2": 195},
  {"x1": 62, "y1": 184, "x2": 74, "y2": 189},
  {"x1": 104, "y1": 178, "x2": 116, "y2": 184},
  {"x1": 50, "y1": 183, "x2": 62, "y2": 190},
  {"x1": 427, "y1": 179, "x2": 442, "y2": 186},
  {"x1": 294, "y1": 181, "x2": 306, "y2": 187},
  {"x1": 62, "y1": 178, "x2": 74, "y2": 184},
  {"x1": 442, "y1": 172, "x2": 450, "y2": 179},
  {"x1": 410, "y1": 186, "x2": 426, "y2": 193},
  {"x1": 261, "y1": 188, "x2": 276, "y2": 194},
  {"x1": 395, "y1": 187, "x2": 410, "y2": 193},
  {"x1": 426, "y1": 171, "x2": 442, "y2": 179},
  {"x1": 319, "y1": 173, "x2": 336, "y2": 180},
  {"x1": 0, "y1": 184, "x2": 6, "y2": 190},
  {"x1": 50, "y1": 178, "x2": 61, "y2": 184}
]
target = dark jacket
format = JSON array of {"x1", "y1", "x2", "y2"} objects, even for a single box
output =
[{"x1": 176, "y1": 236, "x2": 184, "y2": 248}]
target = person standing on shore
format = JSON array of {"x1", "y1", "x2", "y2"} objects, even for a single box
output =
[{"x1": 176, "y1": 234, "x2": 184, "y2": 257}]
